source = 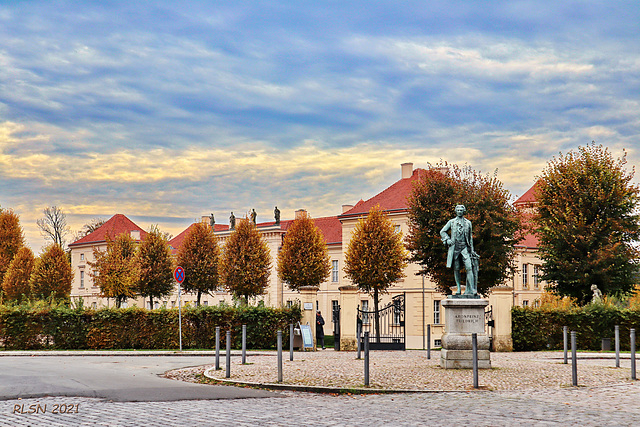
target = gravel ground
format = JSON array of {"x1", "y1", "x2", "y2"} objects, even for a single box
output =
[{"x1": 164, "y1": 350, "x2": 637, "y2": 391}]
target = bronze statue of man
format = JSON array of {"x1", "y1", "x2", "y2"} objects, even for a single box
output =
[
  {"x1": 209, "y1": 213, "x2": 215, "y2": 227},
  {"x1": 229, "y1": 212, "x2": 236, "y2": 230},
  {"x1": 440, "y1": 204, "x2": 479, "y2": 295},
  {"x1": 251, "y1": 208, "x2": 257, "y2": 224}
]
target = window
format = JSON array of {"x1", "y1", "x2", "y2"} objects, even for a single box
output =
[
  {"x1": 434, "y1": 339, "x2": 442, "y2": 347},
  {"x1": 79, "y1": 271, "x2": 84, "y2": 289},
  {"x1": 522, "y1": 263, "x2": 528, "y2": 289},
  {"x1": 154, "y1": 301, "x2": 159, "y2": 309},
  {"x1": 393, "y1": 300, "x2": 402, "y2": 324},
  {"x1": 533, "y1": 265, "x2": 541, "y2": 288},
  {"x1": 433, "y1": 300, "x2": 441, "y2": 324},
  {"x1": 203, "y1": 301, "x2": 208, "y2": 306},
  {"x1": 361, "y1": 300, "x2": 369, "y2": 324},
  {"x1": 331, "y1": 260, "x2": 339, "y2": 282},
  {"x1": 533, "y1": 300, "x2": 540, "y2": 308},
  {"x1": 286, "y1": 300, "x2": 293, "y2": 308},
  {"x1": 394, "y1": 224, "x2": 401, "y2": 234},
  {"x1": 91, "y1": 302, "x2": 97, "y2": 309},
  {"x1": 171, "y1": 301, "x2": 176, "y2": 308},
  {"x1": 522, "y1": 300, "x2": 529, "y2": 307},
  {"x1": 80, "y1": 253, "x2": 84, "y2": 261},
  {"x1": 121, "y1": 300, "x2": 128, "y2": 308}
]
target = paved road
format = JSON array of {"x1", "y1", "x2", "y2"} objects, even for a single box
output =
[
  {"x1": 1, "y1": 353, "x2": 640, "y2": 426},
  {"x1": 0, "y1": 354, "x2": 277, "y2": 402}
]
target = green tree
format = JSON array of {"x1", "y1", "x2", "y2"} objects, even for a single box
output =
[
  {"x1": 176, "y1": 222, "x2": 220, "y2": 306},
  {"x1": 406, "y1": 164, "x2": 522, "y2": 295},
  {"x1": 534, "y1": 143, "x2": 640, "y2": 304},
  {"x1": 90, "y1": 233, "x2": 138, "y2": 308},
  {"x1": 0, "y1": 208, "x2": 24, "y2": 283},
  {"x1": 219, "y1": 218, "x2": 272, "y2": 304},
  {"x1": 135, "y1": 226, "x2": 174, "y2": 309},
  {"x1": 2, "y1": 246, "x2": 35, "y2": 302},
  {"x1": 277, "y1": 211, "x2": 331, "y2": 291},
  {"x1": 344, "y1": 205, "x2": 407, "y2": 342},
  {"x1": 30, "y1": 244, "x2": 72, "y2": 301}
]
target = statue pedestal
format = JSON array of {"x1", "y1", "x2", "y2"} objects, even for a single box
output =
[{"x1": 440, "y1": 298, "x2": 491, "y2": 369}]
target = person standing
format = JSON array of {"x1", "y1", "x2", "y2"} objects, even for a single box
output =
[{"x1": 316, "y1": 310, "x2": 325, "y2": 350}]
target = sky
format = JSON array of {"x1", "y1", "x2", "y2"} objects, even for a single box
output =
[{"x1": 1, "y1": 1, "x2": 639, "y2": 252}]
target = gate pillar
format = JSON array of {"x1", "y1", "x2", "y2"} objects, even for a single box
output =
[
  {"x1": 339, "y1": 285, "x2": 359, "y2": 350},
  {"x1": 488, "y1": 286, "x2": 513, "y2": 351}
]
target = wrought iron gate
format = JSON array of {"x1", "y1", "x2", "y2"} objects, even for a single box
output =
[
  {"x1": 357, "y1": 293, "x2": 405, "y2": 350},
  {"x1": 332, "y1": 303, "x2": 341, "y2": 351}
]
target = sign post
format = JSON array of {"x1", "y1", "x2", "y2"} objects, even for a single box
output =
[{"x1": 174, "y1": 266, "x2": 185, "y2": 352}]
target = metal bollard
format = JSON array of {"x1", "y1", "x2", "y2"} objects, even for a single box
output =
[
  {"x1": 472, "y1": 333, "x2": 479, "y2": 389},
  {"x1": 277, "y1": 330, "x2": 283, "y2": 383},
  {"x1": 427, "y1": 324, "x2": 431, "y2": 360},
  {"x1": 563, "y1": 326, "x2": 568, "y2": 364},
  {"x1": 632, "y1": 328, "x2": 636, "y2": 381},
  {"x1": 215, "y1": 326, "x2": 220, "y2": 370},
  {"x1": 615, "y1": 325, "x2": 620, "y2": 368},
  {"x1": 290, "y1": 323, "x2": 294, "y2": 362},
  {"x1": 242, "y1": 324, "x2": 247, "y2": 365},
  {"x1": 364, "y1": 331, "x2": 370, "y2": 386},
  {"x1": 357, "y1": 321, "x2": 362, "y2": 360},
  {"x1": 226, "y1": 330, "x2": 231, "y2": 379},
  {"x1": 571, "y1": 331, "x2": 577, "y2": 386}
]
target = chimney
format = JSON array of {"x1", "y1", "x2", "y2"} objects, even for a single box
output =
[
  {"x1": 295, "y1": 209, "x2": 307, "y2": 220},
  {"x1": 342, "y1": 204, "x2": 354, "y2": 214},
  {"x1": 401, "y1": 162, "x2": 413, "y2": 179}
]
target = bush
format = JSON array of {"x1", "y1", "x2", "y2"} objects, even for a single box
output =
[
  {"x1": 512, "y1": 305, "x2": 640, "y2": 351},
  {"x1": 0, "y1": 303, "x2": 301, "y2": 350}
]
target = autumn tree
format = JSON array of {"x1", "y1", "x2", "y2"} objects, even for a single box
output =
[
  {"x1": 406, "y1": 164, "x2": 522, "y2": 295},
  {"x1": 37, "y1": 206, "x2": 71, "y2": 248},
  {"x1": 134, "y1": 226, "x2": 174, "y2": 309},
  {"x1": 0, "y1": 208, "x2": 24, "y2": 282},
  {"x1": 90, "y1": 233, "x2": 138, "y2": 308},
  {"x1": 219, "y1": 218, "x2": 271, "y2": 304},
  {"x1": 277, "y1": 211, "x2": 331, "y2": 291},
  {"x1": 344, "y1": 205, "x2": 407, "y2": 342},
  {"x1": 534, "y1": 143, "x2": 640, "y2": 304},
  {"x1": 176, "y1": 222, "x2": 220, "y2": 306},
  {"x1": 2, "y1": 246, "x2": 35, "y2": 302},
  {"x1": 30, "y1": 244, "x2": 72, "y2": 301}
]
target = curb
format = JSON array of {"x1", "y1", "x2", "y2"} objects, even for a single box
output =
[{"x1": 202, "y1": 368, "x2": 472, "y2": 394}]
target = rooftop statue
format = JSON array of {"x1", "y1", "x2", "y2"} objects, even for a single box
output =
[
  {"x1": 274, "y1": 206, "x2": 280, "y2": 226},
  {"x1": 229, "y1": 212, "x2": 236, "y2": 230}
]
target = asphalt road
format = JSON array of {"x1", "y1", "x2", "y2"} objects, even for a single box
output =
[{"x1": 0, "y1": 354, "x2": 278, "y2": 402}]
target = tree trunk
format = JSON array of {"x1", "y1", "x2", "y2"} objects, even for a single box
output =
[
  {"x1": 374, "y1": 289, "x2": 381, "y2": 344},
  {"x1": 149, "y1": 296, "x2": 154, "y2": 310},
  {"x1": 197, "y1": 290, "x2": 201, "y2": 307}
]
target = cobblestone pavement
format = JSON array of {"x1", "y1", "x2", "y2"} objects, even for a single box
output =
[
  {"x1": 2, "y1": 350, "x2": 639, "y2": 426},
  {"x1": 1, "y1": 382, "x2": 640, "y2": 426}
]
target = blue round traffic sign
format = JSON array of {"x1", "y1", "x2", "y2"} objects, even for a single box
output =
[{"x1": 174, "y1": 266, "x2": 185, "y2": 284}]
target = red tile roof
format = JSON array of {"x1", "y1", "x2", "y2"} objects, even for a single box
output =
[
  {"x1": 514, "y1": 182, "x2": 542, "y2": 249},
  {"x1": 169, "y1": 223, "x2": 228, "y2": 254},
  {"x1": 340, "y1": 168, "x2": 426, "y2": 217},
  {"x1": 69, "y1": 214, "x2": 147, "y2": 247},
  {"x1": 514, "y1": 180, "x2": 541, "y2": 207}
]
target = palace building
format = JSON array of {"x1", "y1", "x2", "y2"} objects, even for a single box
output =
[{"x1": 69, "y1": 163, "x2": 545, "y2": 349}]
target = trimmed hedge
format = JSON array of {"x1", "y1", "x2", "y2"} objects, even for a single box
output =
[
  {"x1": 512, "y1": 305, "x2": 640, "y2": 351},
  {"x1": 0, "y1": 304, "x2": 301, "y2": 350}
]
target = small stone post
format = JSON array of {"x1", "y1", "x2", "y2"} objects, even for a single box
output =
[
  {"x1": 631, "y1": 328, "x2": 636, "y2": 381},
  {"x1": 571, "y1": 331, "x2": 577, "y2": 386},
  {"x1": 225, "y1": 330, "x2": 231, "y2": 379},
  {"x1": 277, "y1": 330, "x2": 283, "y2": 383},
  {"x1": 427, "y1": 324, "x2": 431, "y2": 360},
  {"x1": 289, "y1": 323, "x2": 294, "y2": 361},
  {"x1": 615, "y1": 325, "x2": 620, "y2": 368},
  {"x1": 472, "y1": 333, "x2": 478, "y2": 389},
  {"x1": 563, "y1": 326, "x2": 568, "y2": 364},
  {"x1": 364, "y1": 331, "x2": 370, "y2": 386},
  {"x1": 242, "y1": 325, "x2": 247, "y2": 364},
  {"x1": 215, "y1": 326, "x2": 220, "y2": 370},
  {"x1": 339, "y1": 285, "x2": 359, "y2": 351}
]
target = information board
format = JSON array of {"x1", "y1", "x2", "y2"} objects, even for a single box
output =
[{"x1": 299, "y1": 324, "x2": 314, "y2": 348}]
